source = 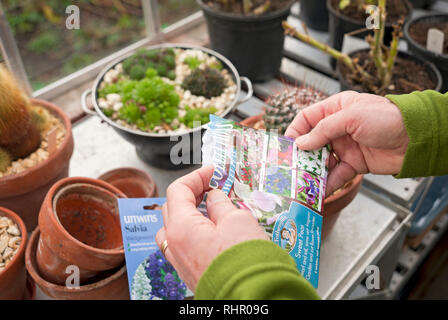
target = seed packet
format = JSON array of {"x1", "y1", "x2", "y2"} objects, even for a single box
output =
[
  {"x1": 117, "y1": 198, "x2": 193, "y2": 300},
  {"x1": 202, "y1": 115, "x2": 330, "y2": 288}
]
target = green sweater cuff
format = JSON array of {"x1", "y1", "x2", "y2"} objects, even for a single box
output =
[
  {"x1": 195, "y1": 239, "x2": 320, "y2": 300},
  {"x1": 386, "y1": 90, "x2": 448, "y2": 178}
]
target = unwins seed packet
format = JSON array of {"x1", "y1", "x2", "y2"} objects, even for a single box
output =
[
  {"x1": 202, "y1": 115, "x2": 330, "y2": 288},
  {"x1": 117, "y1": 197, "x2": 193, "y2": 300}
]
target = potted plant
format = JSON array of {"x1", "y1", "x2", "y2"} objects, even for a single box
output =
[
  {"x1": 326, "y1": 0, "x2": 412, "y2": 61},
  {"x1": 240, "y1": 86, "x2": 364, "y2": 238},
  {"x1": 404, "y1": 14, "x2": 448, "y2": 92},
  {"x1": 300, "y1": 0, "x2": 329, "y2": 32},
  {"x1": 36, "y1": 177, "x2": 126, "y2": 286},
  {"x1": 0, "y1": 66, "x2": 74, "y2": 230},
  {"x1": 283, "y1": 0, "x2": 442, "y2": 95},
  {"x1": 82, "y1": 44, "x2": 252, "y2": 169},
  {"x1": 0, "y1": 207, "x2": 27, "y2": 300},
  {"x1": 197, "y1": 0, "x2": 294, "y2": 82}
]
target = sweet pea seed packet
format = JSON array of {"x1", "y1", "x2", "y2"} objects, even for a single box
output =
[
  {"x1": 202, "y1": 115, "x2": 330, "y2": 288},
  {"x1": 117, "y1": 198, "x2": 193, "y2": 300}
]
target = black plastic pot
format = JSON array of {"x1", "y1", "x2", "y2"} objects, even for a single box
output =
[
  {"x1": 300, "y1": 0, "x2": 328, "y2": 32},
  {"x1": 197, "y1": 0, "x2": 293, "y2": 82},
  {"x1": 336, "y1": 49, "x2": 442, "y2": 93},
  {"x1": 409, "y1": 0, "x2": 436, "y2": 9},
  {"x1": 327, "y1": 0, "x2": 412, "y2": 67},
  {"x1": 82, "y1": 44, "x2": 253, "y2": 170},
  {"x1": 404, "y1": 14, "x2": 448, "y2": 92}
]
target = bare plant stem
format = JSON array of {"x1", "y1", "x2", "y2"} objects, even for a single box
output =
[
  {"x1": 383, "y1": 24, "x2": 401, "y2": 88},
  {"x1": 282, "y1": 21, "x2": 375, "y2": 82},
  {"x1": 243, "y1": 0, "x2": 253, "y2": 15},
  {"x1": 372, "y1": 0, "x2": 387, "y2": 84}
]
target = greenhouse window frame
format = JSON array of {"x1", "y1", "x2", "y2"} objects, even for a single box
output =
[{"x1": 0, "y1": 0, "x2": 203, "y2": 101}]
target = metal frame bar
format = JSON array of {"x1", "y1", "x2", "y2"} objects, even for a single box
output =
[
  {"x1": 0, "y1": 1, "x2": 32, "y2": 95},
  {"x1": 0, "y1": 0, "x2": 202, "y2": 101}
]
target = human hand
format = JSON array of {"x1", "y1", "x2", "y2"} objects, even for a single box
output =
[
  {"x1": 156, "y1": 166, "x2": 268, "y2": 291},
  {"x1": 285, "y1": 91, "x2": 409, "y2": 196}
]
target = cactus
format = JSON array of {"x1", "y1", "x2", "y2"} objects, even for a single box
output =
[
  {"x1": 0, "y1": 147, "x2": 12, "y2": 173},
  {"x1": 181, "y1": 67, "x2": 227, "y2": 99},
  {"x1": 0, "y1": 66, "x2": 42, "y2": 160},
  {"x1": 264, "y1": 86, "x2": 328, "y2": 135},
  {"x1": 30, "y1": 105, "x2": 52, "y2": 132}
]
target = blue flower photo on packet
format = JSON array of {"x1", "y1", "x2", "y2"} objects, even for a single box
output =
[{"x1": 117, "y1": 198, "x2": 192, "y2": 300}]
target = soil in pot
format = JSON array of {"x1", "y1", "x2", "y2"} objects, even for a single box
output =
[
  {"x1": 331, "y1": 0, "x2": 409, "y2": 24},
  {"x1": 0, "y1": 207, "x2": 27, "y2": 300},
  {"x1": 405, "y1": 15, "x2": 448, "y2": 91},
  {"x1": 37, "y1": 178, "x2": 125, "y2": 285},
  {"x1": 408, "y1": 20, "x2": 448, "y2": 54},
  {"x1": 27, "y1": 228, "x2": 129, "y2": 300},
  {"x1": 98, "y1": 168, "x2": 159, "y2": 198},
  {"x1": 339, "y1": 50, "x2": 438, "y2": 94}
]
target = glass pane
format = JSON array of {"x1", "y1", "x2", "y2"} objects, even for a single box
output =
[
  {"x1": 3, "y1": 0, "x2": 146, "y2": 90},
  {"x1": 159, "y1": 0, "x2": 199, "y2": 28}
]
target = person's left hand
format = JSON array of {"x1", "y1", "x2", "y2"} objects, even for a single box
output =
[{"x1": 156, "y1": 166, "x2": 268, "y2": 291}]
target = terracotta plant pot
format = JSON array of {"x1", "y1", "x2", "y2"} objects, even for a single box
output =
[
  {"x1": 0, "y1": 99, "x2": 74, "y2": 231},
  {"x1": 322, "y1": 174, "x2": 364, "y2": 238},
  {"x1": 0, "y1": 207, "x2": 28, "y2": 300},
  {"x1": 26, "y1": 228, "x2": 129, "y2": 300},
  {"x1": 23, "y1": 275, "x2": 36, "y2": 300},
  {"x1": 240, "y1": 115, "x2": 364, "y2": 238},
  {"x1": 37, "y1": 177, "x2": 126, "y2": 285},
  {"x1": 98, "y1": 167, "x2": 159, "y2": 198}
]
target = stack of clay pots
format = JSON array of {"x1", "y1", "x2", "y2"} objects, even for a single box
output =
[{"x1": 25, "y1": 177, "x2": 130, "y2": 300}]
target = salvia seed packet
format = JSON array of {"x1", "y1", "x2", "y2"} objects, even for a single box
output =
[
  {"x1": 117, "y1": 198, "x2": 193, "y2": 300},
  {"x1": 202, "y1": 115, "x2": 330, "y2": 288}
]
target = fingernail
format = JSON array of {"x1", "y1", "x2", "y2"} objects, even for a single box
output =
[{"x1": 207, "y1": 189, "x2": 229, "y2": 204}]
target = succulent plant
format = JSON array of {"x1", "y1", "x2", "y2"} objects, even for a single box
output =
[
  {"x1": 0, "y1": 66, "x2": 42, "y2": 161},
  {"x1": 30, "y1": 105, "x2": 52, "y2": 132},
  {"x1": 0, "y1": 147, "x2": 12, "y2": 173},
  {"x1": 264, "y1": 86, "x2": 328, "y2": 135},
  {"x1": 123, "y1": 48, "x2": 176, "y2": 80},
  {"x1": 181, "y1": 67, "x2": 227, "y2": 99}
]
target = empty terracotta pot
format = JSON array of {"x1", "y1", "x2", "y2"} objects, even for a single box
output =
[
  {"x1": 98, "y1": 167, "x2": 158, "y2": 198},
  {"x1": 37, "y1": 177, "x2": 126, "y2": 285},
  {"x1": 26, "y1": 227, "x2": 129, "y2": 300},
  {"x1": 0, "y1": 99, "x2": 74, "y2": 231},
  {"x1": 0, "y1": 207, "x2": 28, "y2": 300}
]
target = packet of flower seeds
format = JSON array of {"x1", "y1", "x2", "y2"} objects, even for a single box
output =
[
  {"x1": 202, "y1": 115, "x2": 330, "y2": 288},
  {"x1": 117, "y1": 198, "x2": 193, "y2": 300}
]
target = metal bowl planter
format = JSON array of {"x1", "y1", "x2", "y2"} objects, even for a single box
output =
[{"x1": 82, "y1": 43, "x2": 253, "y2": 170}]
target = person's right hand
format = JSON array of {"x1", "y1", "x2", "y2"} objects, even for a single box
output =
[{"x1": 285, "y1": 91, "x2": 409, "y2": 196}]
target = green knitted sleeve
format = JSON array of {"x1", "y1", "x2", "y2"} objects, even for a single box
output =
[
  {"x1": 194, "y1": 240, "x2": 320, "y2": 300},
  {"x1": 386, "y1": 90, "x2": 448, "y2": 178}
]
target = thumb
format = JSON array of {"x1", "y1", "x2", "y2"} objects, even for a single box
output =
[
  {"x1": 206, "y1": 189, "x2": 236, "y2": 224},
  {"x1": 295, "y1": 110, "x2": 350, "y2": 150}
]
